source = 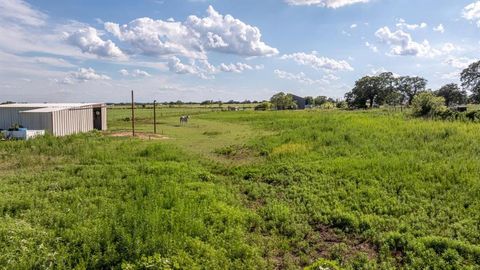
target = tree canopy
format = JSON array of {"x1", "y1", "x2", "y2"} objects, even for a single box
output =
[
  {"x1": 345, "y1": 72, "x2": 396, "y2": 108},
  {"x1": 270, "y1": 92, "x2": 298, "y2": 110},
  {"x1": 314, "y1": 96, "x2": 328, "y2": 106},
  {"x1": 434, "y1": 83, "x2": 467, "y2": 107},
  {"x1": 305, "y1": 96, "x2": 314, "y2": 106},
  {"x1": 267, "y1": 60, "x2": 480, "y2": 111},
  {"x1": 461, "y1": 61, "x2": 480, "y2": 103},
  {"x1": 396, "y1": 76, "x2": 428, "y2": 105}
]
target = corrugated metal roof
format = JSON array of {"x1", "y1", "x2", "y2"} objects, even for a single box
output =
[
  {"x1": 0, "y1": 103, "x2": 103, "y2": 108},
  {"x1": 19, "y1": 107, "x2": 66, "y2": 113}
]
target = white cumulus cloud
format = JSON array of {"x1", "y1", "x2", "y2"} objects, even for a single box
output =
[
  {"x1": 441, "y1": 43, "x2": 456, "y2": 54},
  {"x1": 444, "y1": 57, "x2": 475, "y2": 69},
  {"x1": 119, "y1": 69, "x2": 151, "y2": 77},
  {"x1": 167, "y1": 57, "x2": 219, "y2": 79},
  {"x1": 274, "y1": 69, "x2": 338, "y2": 84},
  {"x1": 285, "y1": 0, "x2": 370, "y2": 8},
  {"x1": 281, "y1": 51, "x2": 353, "y2": 71},
  {"x1": 365, "y1": 42, "x2": 378, "y2": 53},
  {"x1": 104, "y1": 19, "x2": 202, "y2": 59},
  {"x1": 463, "y1": 1, "x2": 480, "y2": 27},
  {"x1": 218, "y1": 62, "x2": 254, "y2": 73},
  {"x1": 185, "y1": 6, "x2": 279, "y2": 56},
  {"x1": 274, "y1": 69, "x2": 320, "y2": 85},
  {"x1": 395, "y1": 19, "x2": 427, "y2": 30},
  {"x1": 119, "y1": 69, "x2": 129, "y2": 76},
  {"x1": 167, "y1": 56, "x2": 259, "y2": 78},
  {"x1": 433, "y1": 24, "x2": 445, "y2": 33},
  {"x1": 66, "y1": 27, "x2": 125, "y2": 58},
  {"x1": 61, "y1": 67, "x2": 110, "y2": 84},
  {"x1": 375, "y1": 26, "x2": 439, "y2": 57},
  {"x1": 104, "y1": 5, "x2": 278, "y2": 59},
  {"x1": 168, "y1": 57, "x2": 200, "y2": 75}
]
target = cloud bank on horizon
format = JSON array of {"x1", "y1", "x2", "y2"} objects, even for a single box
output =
[
  {"x1": 285, "y1": 0, "x2": 371, "y2": 8},
  {"x1": 0, "y1": 0, "x2": 479, "y2": 102}
]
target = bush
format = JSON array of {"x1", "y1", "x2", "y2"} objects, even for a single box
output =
[
  {"x1": 411, "y1": 92, "x2": 447, "y2": 117},
  {"x1": 336, "y1": 101, "x2": 348, "y2": 109},
  {"x1": 466, "y1": 110, "x2": 480, "y2": 122},
  {"x1": 320, "y1": 102, "x2": 336, "y2": 110},
  {"x1": 254, "y1": 102, "x2": 272, "y2": 111}
]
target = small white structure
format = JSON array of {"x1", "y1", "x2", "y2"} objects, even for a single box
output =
[
  {"x1": 1, "y1": 129, "x2": 45, "y2": 140},
  {"x1": 0, "y1": 103, "x2": 107, "y2": 136}
]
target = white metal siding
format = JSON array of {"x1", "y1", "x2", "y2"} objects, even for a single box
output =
[
  {"x1": 101, "y1": 106, "x2": 107, "y2": 130},
  {"x1": 0, "y1": 107, "x2": 42, "y2": 129},
  {"x1": 19, "y1": 112, "x2": 53, "y2": 133},
  {"x1": 52, "y1": 108, "x2": 94, "y2": 136}
]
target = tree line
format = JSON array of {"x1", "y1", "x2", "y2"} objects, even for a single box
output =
[
  {"x1": 345, "y1": 60, "x2": 480, "y2": 109},
  {"x1": 260, "y1": 93, "x2": 346, "y2": 111}
]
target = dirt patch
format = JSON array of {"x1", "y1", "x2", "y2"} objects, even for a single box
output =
[
  {"x1": 265, "y1": 222, "x2": 379, "y2": 269},
  {"x1": 107, "y1": 132, "x2": 169, "y2": 140},
  {"x1": 297, "y1": 224, "x2": 378, "y2": 268},
  {"x1": 215, "y1": 145, "x2": 255, "y2": 160},
  {"x1": 212, "y1": 144, "x2": 263, "y2": 166},
  {"x1": 0, "y1": 161, "x2": 17, "y2": 172}
]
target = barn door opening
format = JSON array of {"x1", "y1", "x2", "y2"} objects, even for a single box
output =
[{"x1": 93, "y1": 108, "x2": 102, "y2": 130}]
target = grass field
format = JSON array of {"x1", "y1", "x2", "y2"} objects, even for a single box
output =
[{"x1": 1, "y1": 107, "x2": 480, "y2": 269}]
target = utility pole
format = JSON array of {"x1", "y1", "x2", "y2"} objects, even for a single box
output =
[
  {"x1": 153, "y1": 100, "x2": 157, "y2": 134},
  {"x1": 131, "y1": 90, "x2": 135, "y2": 137}
]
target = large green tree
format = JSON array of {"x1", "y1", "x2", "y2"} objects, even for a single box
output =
[
  {"x1": 396, "y1": 76, "x2": 428, "y2": 105},
  {"x1": 270, "y1": 92, "x2": 297, "y2": 110},
  {"x1": 305, "y1": 96, "x2": 314, "y2": 106},
  {"x1": 461, "y1": 61, "x2": 480, "y2": 103},
  {"x1": 314, "y1": 96, "x2": 328, "y2": 106},
  {"x1": 345, "y1": 72, "x2": 396, "y2": 108},
  {"x1": 434, "y1": 83, "x2": 467, "y2": 107},
  {"x1": 377, "y1": 72, "x2": 398, "y2": 105}
]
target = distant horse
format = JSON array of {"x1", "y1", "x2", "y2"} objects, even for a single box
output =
[{"x1": 180, "y1": 115, "x2": 189, "y2": 124}]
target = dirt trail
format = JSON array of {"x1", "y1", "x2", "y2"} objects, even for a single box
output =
[{"x1": 107, "y1": 132, "x2": 169, "y2": 140}]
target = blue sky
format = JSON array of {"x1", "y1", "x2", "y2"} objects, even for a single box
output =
[{"x1": 0, "y1": 0, "x2": 479, "y2": 102}]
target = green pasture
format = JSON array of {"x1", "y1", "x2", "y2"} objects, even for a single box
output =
[{"x1": 1, "y1": 107, "x2": 480, "y2": 269}]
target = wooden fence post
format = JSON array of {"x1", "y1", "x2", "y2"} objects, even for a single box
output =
[{"x1": 131, "y1": 90, "x2": 135, "y2": 137}]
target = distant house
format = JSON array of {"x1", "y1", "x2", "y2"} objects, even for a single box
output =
[
  {"x1": 291, "y1": 95, "x2": 306, "y2": 110},
  {"x1": 0, "y1": 103, "x2": 107, "y2": 136}
]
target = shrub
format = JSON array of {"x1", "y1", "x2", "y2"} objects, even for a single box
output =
[
  {"x1": 466, "y1": 110, "x2": 480, "y2": 122},
  {"x1": 436, "y1": 109, "x2": 458, "y2": 120},
  {"x1": 254, "y1": 102, "x2": 272, "y2": 111},
  {"x1": 411, "y1": 92, "x2": 447, "y2": 117},
  {"x1": 329, "y1": 212, "x2": 358, "y2": 233},
  {"x1": 203, "y1": 131, "x2": 221, "y2": 136},
  {"x1": 320, "y1": 102, "x2": 336, "y2": 110},
  {"x1": 336, "y1": 101, "x2": 348, "y2": 109},
  {"x1": 330, "y1": 243, "x2": 349, "y2": 263}
]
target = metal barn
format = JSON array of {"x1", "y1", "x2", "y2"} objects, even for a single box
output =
[
  {"x1": 0, "y1": 103, "x2": 107, "y2": 136},
  {"x1": 291, "y1": 95, "x2": 306, "y2": 110}
]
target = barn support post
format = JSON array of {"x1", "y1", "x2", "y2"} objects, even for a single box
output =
[
  {"x1": 153, "y1": 100, "x2": 157, "y2": 134},
  {"x1": 131, "y1": 90, "x2": 135, "y2": 137}
]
